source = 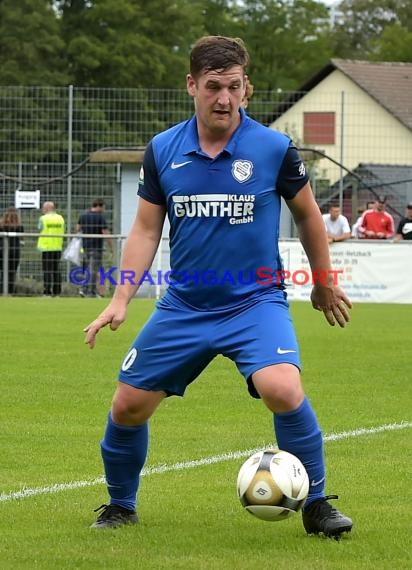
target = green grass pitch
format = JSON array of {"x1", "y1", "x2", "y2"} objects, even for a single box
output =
[{"x1": 0, "y1": 297, "x2": 411, "y2": 569}]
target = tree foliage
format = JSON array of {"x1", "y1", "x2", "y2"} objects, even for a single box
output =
[
  {"x1": 370, "y1": 23, "x2": 412, "y2": 61},
  {"x1": 235, "y1": 0, "x2": 333, "y2": 90},
  {"x1": 331, "y1": 0, "x2": 412, "y2": 60},
  {"x1": 1, "y1": 0, "x2": 410, "y2": 89},
  {"x1": 57, "y1": 0, "x2": 204, "y2": 87},
  {"x1": 0, "y1": 0, "x2": 68, "y2": 85},
  {"x1": 1, "y1": 0, "x2": 411, "y2": 165}
]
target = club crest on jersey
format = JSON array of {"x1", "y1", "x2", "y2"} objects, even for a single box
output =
[
  {"x1": 232, "y1": 160, "x2": 253, "y2": 183},
  {"x1": 138, "y1": 165, "x2": 144, "y2": 185}
]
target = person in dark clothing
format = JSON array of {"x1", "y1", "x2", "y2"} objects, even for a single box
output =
[
  {"x1": 0, "y1": 207, "x2": 24, "y2": 294},
  {"x1": 77, "y1": 198, "x2": 113, "y2": 297},
  {"x1": 394, "y1": 203, "x2": 412, "y2": 241}
]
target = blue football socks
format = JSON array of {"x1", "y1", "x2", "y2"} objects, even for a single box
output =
[
  {"x1": 100, "y1": 412, "x2": 148, "y2": 512},
  {"x1": 273, "y1": 396, "x2": 325, "y2": 506}
]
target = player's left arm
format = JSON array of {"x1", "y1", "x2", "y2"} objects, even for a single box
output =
[{"x1": 286, "y1": 183, "x2": 352, "y2": 327}]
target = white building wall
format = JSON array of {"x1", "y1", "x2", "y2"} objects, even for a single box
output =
[
  {"x1": 120, "y1": 164, "x2": 171, "y2": 237},
  {"x1": 271, "y1": 70, "x2": 412, "y2": 185}
]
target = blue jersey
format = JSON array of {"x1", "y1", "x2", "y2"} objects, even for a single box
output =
[{"x1": 138, "y1": 108, "x2": 308, "y2": 310}]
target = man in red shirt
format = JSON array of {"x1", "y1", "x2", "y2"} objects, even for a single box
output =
[{"x1": 358, "y1": 197, "x2": 395, "y2": 239}]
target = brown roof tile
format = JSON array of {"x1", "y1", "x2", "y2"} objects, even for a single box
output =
[{"x1": 331, "y1": 59, "x2": 412, "y2": 131}]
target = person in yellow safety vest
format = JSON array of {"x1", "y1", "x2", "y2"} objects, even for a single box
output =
[{"x1": 37, "y1": 201, "x2": 65, "y2": 296}]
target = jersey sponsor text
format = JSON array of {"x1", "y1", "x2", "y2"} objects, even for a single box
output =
[{"x1": 172, "y1": 194, "x2": 255, "y2": 224}]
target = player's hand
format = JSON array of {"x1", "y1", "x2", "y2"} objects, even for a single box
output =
[
  {"x1": 83, "y1": 301, "x2": 128, "y2": 349},
  {"x1": 311, "y1": 283, "x2": 352, "y2": 328}
]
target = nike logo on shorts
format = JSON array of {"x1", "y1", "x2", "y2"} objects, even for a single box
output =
[{"x1": 276, "y1": 347, "x2": 297, "y2": 354}]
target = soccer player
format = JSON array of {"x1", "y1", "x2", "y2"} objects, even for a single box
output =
[{"x1": 84, "y1": 36, "x2": 353, "y2": 538}]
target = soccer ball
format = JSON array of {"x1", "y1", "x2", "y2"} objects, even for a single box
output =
[{"x1": 237, "y1": 449, "x2": 309, "y2": 522}]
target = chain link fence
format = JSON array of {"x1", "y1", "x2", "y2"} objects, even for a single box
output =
[
  {"x1": 1, "y1": 85, "x2": 411, "y2": 296},
  {"x1": 0, "y1": 232, "x2": 173, "y2": 298}
]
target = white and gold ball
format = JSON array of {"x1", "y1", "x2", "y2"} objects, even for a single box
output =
[{"x1": 237, "y1": 449, "x2": 309, "y2": 521}]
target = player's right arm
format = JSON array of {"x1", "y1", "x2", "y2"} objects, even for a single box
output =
[
  {"x1": 286, "y1": 183, "x2": 352, "y2": 328},
  {"x1": 84, "y1": 198, "x2": 166, "y2": 348}
]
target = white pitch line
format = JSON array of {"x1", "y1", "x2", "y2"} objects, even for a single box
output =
[{"x1": 1, "y1": 421, "x2": 411, "y2": 504}]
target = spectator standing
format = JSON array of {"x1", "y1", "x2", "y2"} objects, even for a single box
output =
[
  {"x1": 0, "y1": 207, "x2": 24, "y2": 294},
  {"x1": 394, "y1": 203, "x2": 412, "y2": 241},
  {"x1": 37, "y1": 201, "x2": 65, "y2": 296},
  {"x1": 77, "y1": 198, "x2": 113, "y2": 298},
  {"x1": 358, "y1": 197, "x2": 394, "y2": 239},
  {"x1": 322, "y1": 204, "x2": 351, "y2": 243}
]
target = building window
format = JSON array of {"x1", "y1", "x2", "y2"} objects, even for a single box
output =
[{"x1": 303, "y1": 112, "x2": 335, "y2": 144}]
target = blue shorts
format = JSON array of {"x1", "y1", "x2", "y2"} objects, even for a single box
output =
[{"x1": 118, "y1": 290, "x2": 301, "y2": 398}]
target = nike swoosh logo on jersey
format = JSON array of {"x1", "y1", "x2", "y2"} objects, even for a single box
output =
[
  {"x1": 171, "y1": 160, "x2": 192, "y2": 169},
  {"x1": 276, "y1": 347, "x2": 297, "y2": 354}
]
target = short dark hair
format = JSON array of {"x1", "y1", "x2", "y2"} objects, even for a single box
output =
[
  {"x1": 190, "y1": 36, "x2": 249, "y2": 79},
  {"x1": 92, "y1": 198, "x2": 105, "y2": 208}
]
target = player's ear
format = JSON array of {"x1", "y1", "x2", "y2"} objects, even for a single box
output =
[
  {"x1": 241, "y1": 75, "x2": 248, "y2": 102},
  {"x1": 187, "y1": 74, "x2": 196, "y2": 97}
]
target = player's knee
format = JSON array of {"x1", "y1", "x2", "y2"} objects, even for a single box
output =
[
  {"x1": 111, "y1": 383, "x2": 165, "y2": 425},
  {"x1": 111, "y1": 398, "x2": 145, "y2": 425},
  {"x1": 252, "y1": 364, "x2": 304, "y2": 413},
  {"x1": 262, "y1": 385, "x2": 303, "y2": 413}
]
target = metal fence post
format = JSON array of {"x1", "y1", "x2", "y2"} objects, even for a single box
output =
[
  {"x1": 1, "y1": 235, "x2": 9, "y2": 295},
  {"x1": 339, "y1": 90, "x2": 345, "y2": 210},
  {"x1": 67, "y1": 85, "x2": 73, "y2": 234}
]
